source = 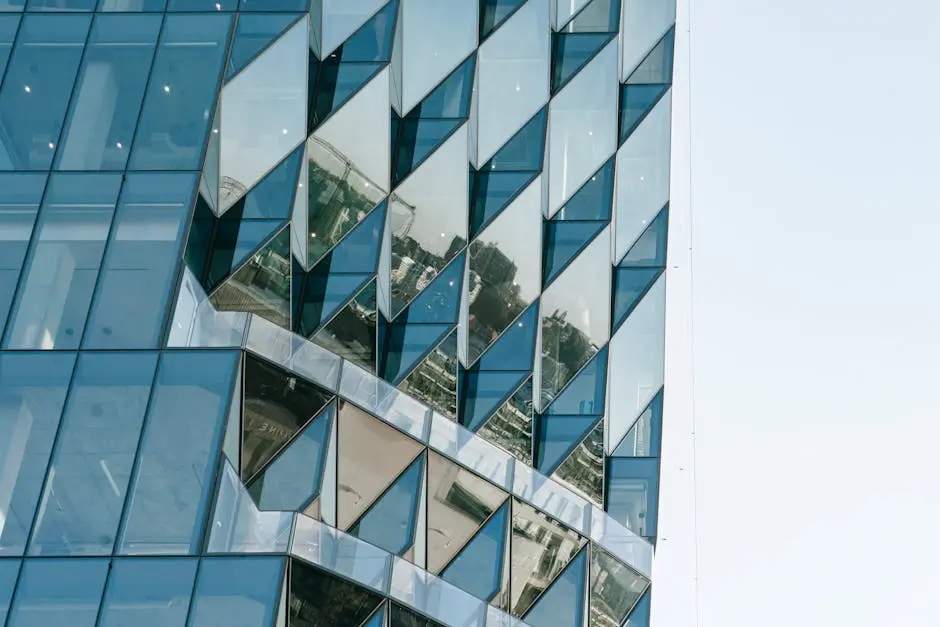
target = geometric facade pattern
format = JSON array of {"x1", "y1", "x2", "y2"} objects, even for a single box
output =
[{"x1": 0, "y1": 1, "x2": 673, "y2": 626}]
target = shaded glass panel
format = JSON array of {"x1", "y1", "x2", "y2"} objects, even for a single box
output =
[
  {"x1": 310, "y1": 279, "x2": 377, "y2": 371},
  {"x1": 130, "y1": 13, "x2": 232, "y2": 170},
  {"x1": 289, "y1": 557, "x2": 384, "y2": 627},
  {"x1": 521, "y1": 547, "x2": 586, "y2": 627},
  {"x1": 322, "y1": 199, "x2": 385, "y2": 274},
  {"x1": 619, "y1": 83, "x2": 669, "y2": 144},
  {"x1": 299, "y1": 270, "x2": 369, "y2": 336},
  {"x1": 309, "y1": 59, "x2": 385, "y2": 131},
  {"x1": 469, "y1": 171, "x2": 538, "y2": 242},
  {"x1": 206, "y1": 217, "x2": 283, "y2": 288},
  {"x1": 0, "y1": 0, "x2": 20, "y2": 10},
  {"x1": 240, "y1": 145, "x2": 303, "y2": 220},
  {"x1": 535, "y1": 414, "x2": 598, "y2": 475},
  {"x1": 226, "y1": 13, "x2": 299, "y2": 79},
  {"x1": 620, "y1": 0, "x2": 675, "y2": 80},
  {"x1": 612, "y1": 390, "x2": 663, "y2": 458},
  {"x1": 56, "y1": 14, "x2": 161, "y2": 171},
  {"x1": 0, "y1": 352, "x2": 74, "y2": 555},
  {"x1": 624, "y1": 589, "x2": 651, "y2": 627},
  {"x1": 4, "y1": 172, "x2": 121, "y2": 350},
  {"x1": 399, "y1": 329, "x2": 458, "y2": 418},
  {"x1": 350, "y1": 453, "x2": 424, "y2": 556},
  {"x1": 389, "y1": 603, "x2": 446, "y2": 627},
  {"x1": 627, "y1": 27, "x2": 675, "y2": 85},
  {"x1": 241, "y1": 353, "x2": 333, "y2": 481},
  {"x1": 84, "y1": 172, "x2": 197, "y2": 349},
  {"x1": 399, "y1": 253, "x2": 464, "y2": 325},
  {"x1": 480, "y1": 0, "x2": 524, "y2": 40},
  {"x1": 0, "y1": 558, "x2": 19, "y2": 625},
  {"x1": 166, "y1": 0, "x2": 236, "y2": 9},
  {"x1": 0, "y1": 15, "x2": 20, "y2": 85},
  {"x1": 320, "y1": 0, "x2": 390, "y2": 59},
  {"x1": 0, "y1": 14, "x2": 91, "y2": 171},
  {"x1": 551, "y1": 32, "x2": 611, "y2": 94},
  {"x1": 542, "y1": 219, "x2": 606, "y2": 286},
  {"x1": 619, "y1": 204, "x2": 668, "y2": 267},
  {"x1": 98, "y1": 557, "x2": 198, "y2": 627},
  {"x1": 361, "y1": 605, "x2": 386, "y2": 627},
  {"x1": 441, "y1": 502, "x2": 507, "y2": 601},
  {"x1": 473, "y1": 301, "x2": 537, "y2": 372},
  {"x1": 391, "y1": 117, "x2": 463, "y2": 187},
  {"x1": 561, "y1": 0, "x2": 619, "y2": 32},
  {"x1": 544, "y1": 347, "x2": 607, "y2": 416},
  {"x1": 460, "y1": 368, "x2": 528, "y2": 432},
  {"x1": 553, "y1": 158, "x2": 614, "y2": 221},
  {"x1": 240, "y1": 0, "x2": 307, "y2": 10},
  {"x1": 606, "y1": 457, "x2": 660, "y2": 538},
  {"x1": 477, "y1": 378, "x2": 533, "y2": 465},
  {"x1": 382, "y1": 322, "x2": 452, "y2": 384},
  {"x1": 189, "y1": 557, "x2": 284, "y2": 627},
  {"x1": 612, "y1": 267, "x2": 662, "y2": 330},
  {"x1": 485, "y1": 106, "x2": 547, "y2": 173},
  {"x1": 29, "y1": 351, "x2": 158, "y2": 556},
  {"x1": 27, "y1": 0, "x2": 96, "y2": 7},
  {"x1": 119, "y1": 350, "x2": 238, "y2": 555},
  {"x1": 97, "y1": 0, "x2": 167, "y2": 11},
  {"x1": 7, "y1": 558, "x2": 108, "y2": 627},
  {"x1": 589, "y1": 546, "x2": 649, "y2": 627},
  {"x1": 0, "y1": 173, "x2": 45, "y2": 337},
  {"x1": 551, "y1": 418, "x2": 604, "y2": 505}
]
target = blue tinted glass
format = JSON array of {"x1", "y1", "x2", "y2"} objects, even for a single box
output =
[
  {"x1": 624, "y1": 589, "x2": 651, "y2": 627},
  {"x1": 619, "y1": 83, "x2": 669, "y2": 144},
  {"x1": 416, "y1": 53, "x2": 475, "y2": 118},
  {"x1": 0, "y1": 15, "x2": 19, "y2": 84},
  {"x1": 207, "y1": 217, "x2": 282, "y2": 288},
  {"x1": 241, "y1": 145, "x2": 302, "y2": 219},
  {"x1": 480, "y1": 0, "x2": 524, "y2": 40},
  {"x1": 0, "y1": 352, "x2": 74, "y2": 555},
  {"x1": 441, "y1": 502, "x2": 507, "y2": 601},
  {"x1": 99, "y1": 558, "x2": 198, "y2": 627},
  {"x1": 382, "y1": 323, "x2": 452, "y2": 384},
  {"x1": 392, "y1": 117, "x2": 463, "y2": 185},
  {"x1": 298, "y1": 271, "x2": 370, "y2": 336},
  {"x1": 351, "y1": 453, "x2": 423, "y2": 555},
  {"x1": 98, "y1": 0, "x2": 167, "y2": 10},
  {"x1": 0, "y1": 559, "x2": 20, "y2": 624},
  {"x1": 554, "y1": 158, "x2": 615, "y2": 221},
  {"x1": 248, "y1": 401, "x2": 332, "y2": 511},
  {"x1": 240, "y1": 0, "x2": 307, "y2": 10},
  {"x1": 545, "y1": 346, "x2": 607, "y2": 415},
  {"x1": 8, "y1": 558, "x2": 109, "y2": 627},
  {"x1": 606, "y1": 457, "x2": 661, "y2": 538},
  {"x1": 486, "y1": 107, "x2": 547, "y2": 172},
  {"x1": 612, "y1": 390, "x2": 663, "y2": 458},
  {"x1": 29, "y1": 352, "x2": 158, "y2": 556},
  {"x1": 361, "y1": 605, "x2": 386, "y2": 627},
  {"x1": 474, "y1": 301, "x2": 537, "y2": 372},
  {"x1": 0, "y1": 173, "x2": 45, "y2": 337},
  {"x1": 84, "y1": 173, "x2": 197, "y2": 350},
  {"x1": 0, "y1": 1, "x2": 23, "y2": 11},
  {"x1": 130, "y1": 14, "x2": 232, "y2": 170},
  {"x1": 523, "y1": 547, "x2": 587, "y2": 627},
  {"x1": 536, "y1": 414, "x2": 599, "y2": 474},
  {"x1": 542, "y1": 220, "x2": 606, "y2": 286},
  {"x1": 119, "y1": 350, "x2": 238, "y2": 555},
  {"x1": 189, "y1": 557, "x2": 284, "y2": 627},
  {"x1": 324, "y1": 200, "x2": 385, "y2": 274},
  {"x1": 626, "y1": 27, "x2": 675, "y2": 85},
  {"x1": 401, "y1": 254, "x2": 464, "y2": 325},
  {"x1": 551, "y1": 33, "x2": 611, "y2": 94},
  {"x1": 469, "y1": 170, "x2": 539, "y2": 239},
  {"x1": 612, "y1": 267, "x2": 662, "y2": 330},
  {"x1": 4, "y1": 172, "x2": 121, "y2": 350},
  {"x1": 619, "y1": 204, "x2": 668, "y2": 267},
  {"x1": 310, "y1": 61, "x2": 383, "y2": 129},
  {"x1": 563, "y1": 0, "x2": 619, "y2": 32},
  {"x1": 27, "y1": 0, "x2": 96, "y2": 9},
  {"x1": 0, "y1": 14, "x2": 91, "y2": 171},
  {"x1": 227, "y1": 13, "x2": 299, "y2": 78},
  {"x1": 167, "y1": 0, "x2": 236, "y2": 9},
  {"x1": 460, "y1": 368, "x2": 528, "y2": 431},
  {"x1": 56, "y1": 14, "x2": 161, "y2": 171},
  {"x1": 338, "y1": 0, "x2": 397, "y2": 63}
]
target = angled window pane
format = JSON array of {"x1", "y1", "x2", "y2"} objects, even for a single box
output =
[
  {"x1": 0, "y1": 558, "x2": 19, "y2": 625},
  {"x1": 350, "y1": 454, "x2": 424, "y2": 556},
  {"x1": 240, "y1": 0, "x2": 307, "y2": 10},
  {"x1": 29, "y1": 351, "x2": 158, "y2": 556},
  {"x1": 188, "y1": 556, "x2": 284, "y2": 627},
  {"x1": 99, "y1": 558, "x2": 198, "y2": 627},
  {"x1": 130, "y1": 14, "x2": 232, "y2": 170},
  {"x1": 521, "y1": 546, "x2": 586, "y2": 627},
  {"x1": 119, "y1": 350, "x2": 238, "y2": 555},
  {"x1": 606, "y1": 457, "x2": 660, "y2": 538},
  {"x1": 166, "y1": 0, "x2": 237, "y2": 11},
  {"x1": 0, "y1": 173, "x2": 45, "y2": 337},
  {"x1": 7, "y1": 558, "x2": 108, "y2": 627},
  {"x1": 440, "y1": 503, "x2": 507, "y2": 601},
  {"x1": 589, "y1": 546, "x2": 649, "y2": 627},
  {"x1": 4, "y1": 173, "x2": 122, "y2": 350},
  {"x1": 98, "y1": 0, "x2": 167, "y2": 10},
  {"x1": 84, "y1": 173, "x2": 197, "y2": 349},
  {"x1": 0, "y1": 1, "x2": 21, "y2": 10},
  {"x1": 27, "y1": 0, "x2": 96, "y2": 9},
  {"x1": 0, "y1": 15, "x2": 19, "y2": 85},
  {"x1": 288, "y1": 557, "x2": 384, "y2": 627},
  {"x1": 0, "y1": 14, "x2": 91, "y2": 171}
]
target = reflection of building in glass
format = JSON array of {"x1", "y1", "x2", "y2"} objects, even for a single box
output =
[{"x1": 540, "y1": 309, "x2": 599, "y2": 401}]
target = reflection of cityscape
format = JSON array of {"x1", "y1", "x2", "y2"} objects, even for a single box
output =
[
  {"x1": 466, "y1": 240, "x2": 527, "y2": 362},
  {"x1": 540, "y1": 310, "x2": 599, "y2": 403},
  {"x1": 311, "y1": 283, "x2": 377, "y2": 372},
  {"x1": 211, "y1": 228, "x2": 291, "y2": 329},
  {"x1": 476, "y1": 383, "x2": 534, "y2": 465},
  {"x1": 398, "y1": 335, "x2": 458, "y2": 417},
  {"x1": 388, "y1": 220, "x2": 466, "y2": 313},
  {"x1": 552, "y1": 422, "x2": 604, "y2": 506},
  {"x1": 589, "y1": 552, "x2": 649, "y2": 627}
]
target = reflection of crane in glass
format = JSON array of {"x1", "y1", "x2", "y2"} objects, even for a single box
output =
[{"x1": 389, "y1": 194, "x2": 416, "y2": 239}]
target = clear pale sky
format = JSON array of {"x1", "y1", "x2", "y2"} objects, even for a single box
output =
[{"x1": 653, "y1": 0, "x2": 940, "y2": 626}]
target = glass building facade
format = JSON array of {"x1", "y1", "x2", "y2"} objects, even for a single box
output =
[{"x1": 0, "y1": 1, "x2": 674, "y2": 626}]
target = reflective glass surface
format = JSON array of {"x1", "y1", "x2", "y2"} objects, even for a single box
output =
[
  {"x1": 589, "y1": 545, "x2": 649, "y2": 627},
  {"x1": 98, "y1": 558, "x2": 198, "y2": 627},
  {"x1": 536, "y1": 414, "x2": 599, "y2": 474},
  {"x1": 0, "y1": 558, "x2": 19, "y2": 625},
  {"x1": 0, "y1": 173, "x2": 45, "y2": 338},
  {"x1": 188, "y1": 556, "x2": 284, "y2": 627},
  {"x1": 551, "y1": 418, "x2": 604, "y2": 505},
  {"x1": 477, "y1": 378, "x2": 533, "y2": 466},
  {"x1": 440, "y1": 502, "x2": 507, "y2": 602},
  {"x1": 289, "y1": 556, "x2": 384, "y2": 627},
  {"x1": 606, "y1": 457, "x2": 659, "y2": 538},
  {"x1": 350, "y1": 452, "x2": 424, "y2": 556},
  {"x1": 611, "y1": 390, "x2": 662, "y2": 458},
  {"x1": 320, "y1": 0, "x2": 389, "y2": 57},
  {"x1": 521, "y1": 546, "x2": 586, "y2": 627},
  {"x1": 7, "y1": 558, "x2": 109, "y2": 627},
  {"x1": 227, "y1": 13, "x2": 300, "y2": 79},
  {"x1": 620, "y1": 0, "x2": 675, "y2": 80},
  {"x1": 398, "y1": 329, "x2": 457, "y2": 417},
  {"x1": 312, "y1": 279, "x2": 378, "y2": 370},
  {"x1": 0, "y1": 15, "x2": 19, "y2": 85}
]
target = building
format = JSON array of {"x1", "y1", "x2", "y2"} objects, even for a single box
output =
[{"x1": 0, "y1": 1, "x2": 674, "y2": 626}]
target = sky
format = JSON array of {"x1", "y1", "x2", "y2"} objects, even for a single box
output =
[{"x1": 653, "y1": 0, "x2": 940, "y2": 626}]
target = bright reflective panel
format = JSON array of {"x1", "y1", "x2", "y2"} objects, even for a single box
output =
[
  {"x1": 440, "y1": 502, "x2": 508, "y2": 602},
  {"x1": 476, "y1": 378, "x2": 533, "y2": 466},
  {"x1": 312, "y1": 279, "x2": 378, "y2": 372},
  {"x1": 0, "y1": 15, "x2": 19, "y2": 86},
  {"x1": 589, "y1": 545, "x2": 649, "y2": 627},
  {"x1": 398, "y1": 328, "x2": 457, "y2": 417},
  {"x1": 98, "y1": 558, "x2": 198, "y2": 627},
  {"x1": 0, "y1": 173, "x2": 45, "y2": 338},
  {"x1": 606, "y1": 457, "x2": 660, "y2": 540},
  {"x1": 320, "y1": 0, "x2": 389, "y2": 58},
  {"x1": 188, "y1": 557, "x2": 284, "y2": 627},
  {"x1": 551, "y1": 418, "x2": 604, "y2": 505},
  {"x1": 620, "y1": 0, "x2": 675, "y2": 80},
  {"x1": 521, "y1": 546, "x2": 586, "y2": 627},
  {"x1": 226, "y1": 13, "x2": 299, "y2": 79},
  {"x1": 0, "y1": 559, "x2": 19, "y2": 625},
  {"x1": 350, "y1": 453, "x2": 424, "y2": 556},
  {"x1": 7, "y1": 558, "x2": 108, "y2": 627}
]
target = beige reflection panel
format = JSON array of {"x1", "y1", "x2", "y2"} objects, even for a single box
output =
[{"x1": 589, "y1": 545, "x2": 649, "y2": 627}]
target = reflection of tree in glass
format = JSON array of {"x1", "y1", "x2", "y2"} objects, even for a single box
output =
[
  {"x1": 389, "y1": 233, "x2": 466, "y2": 311},
  {"x1": 467, "y1": 241, "x2": 527, "y2": 359}
]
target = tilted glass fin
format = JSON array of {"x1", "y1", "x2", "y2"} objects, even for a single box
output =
[
  {"x1": 535, "y1": 414, "x2": 601, "y2": 474},
  {"x1": 319, "y1": 199, "x2": 387, "y2": 275},
  {"x1": 551, "y1": 32, "x2": 614, "y2": 95},
  {"x1": 559, "y1": 0, "x2": 620, "y2": 33},
  {"x1": 320, "y1": 0, "x2": 395, "y2": 60},
  {"x1": 239, "y1": 144, "x2": 305, "y2": 220},
  {"x1": 440, "y1": 501, "x2": 508, "y2": 602},
  {"x1": 619, "y1": 204, "x2": 668, "y2": 267},
  {"x1": 612, "y1": 388, "x2": 664, "y2": 458},
  {"x1": 612, "y1": 267, "x2": 663, "y2": 332},
  {"x1": 349, "y1": 452, "x2": 425, "y2": 556},
  {"x1": 381, "y1": 322, "x2": 454, "y2": 384},
  {"x1": 552, "y1": 157, "x2": 615, "y2": 221},
  {"x1": 298, "y1": 270, "x2": 372, "y2": 337},
  {"x1": 312, "y1": 279, "x2": 378, "y2": 372},
  {"x1": 544, "y1": 346, "x2": 608, "y2": 416},
  {"x1": 479, "y1": 0, "x2": 526, "y2": 41},
  {"x1": 396, "y1": 253, "x2": 465, "y2": 325},
  {"x1": 473, "y1": 300, "x2": 539, "y2": 372},
  {"x1": 589, "y1": 545, "x2": 650, "y2": 627},
  {"x1": 227, "y1": 13, "x2": 302, "y2": 80},
  {"x1": 542, "y1": 219, "x2": 607, "y2": 287},
  {"x1": 522, "y1": 545, "x2": 587, "y2": 626},
  {"x1": 477, "y1": 377, "x2": 534, "y2": 465},
  {"x1": 606, "y1": 456, "x2": 661, "y2": 539},
  {"x1": 551, "y1": 417, "x2": 604, "y2": 505},
  {"x1": 399, "y1": 329, "x2": 458, "y2": 418},
  {"x1": 460, "y1": 368, "x2": 529, "y2": 431},
  {"x1": 624, "y1": 589, "x2": 652, "y2": 627},
  {"x1": 626, "y1": 26, "x2": 675, "y2": 85},
  {"x1": 288, "y1": 557, "x2": 385, "y2": 627},
  {"x1": 204, "y1": 213, "x2": 285, "y2": 290},
  {"x1": 360, "y1": 603, "x2": 387, "y2": 627},
  {"x1": 619, "y1": 83, "x2": 670, "y2": 145}
]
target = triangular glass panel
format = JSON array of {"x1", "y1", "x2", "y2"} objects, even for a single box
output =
[
  {"x1": 551, "y1": 32, "x2": 614, "y2": 95},
  {"x1": 480, "y1": 0, "x2": 526, "y2": 41},
  {"x1": 210, "y1": 225, "x2": 292, "y2": 328},
  {"x1": 544, "y1": 346, "x2": 608, "y2": 415},
  {"x1": 223, "y1": 354, "x2": 243, "y2": 468},
  {"x1": 619, "y1": 83, "x2": 670, "y2": 144},
  {"x1": 606, "y1": 456, "x2": 661, "y2": 538},
  {"x1": 227, "y1": 13, "x2": 302, "y2": 80},
  {"x1": 460, "y1": 368, "x2": 529, "y2": 431},
  {"x1": 612, "y1": 267, "x2": 663, "y2": 331},
  {"x1": 289, "y1": 558, "x2": 385, "y2": 627},
  {"x1": 469, "y1": 170, "x2": 540, "y2": 241},
  {"x1": 510, "y1": 499, "x2": 587, "y2": 616},
  {"x1": 487, "y1": 106, "x2": 548, "y2": 173},
  {"x1": 240, "y1": 354, "x2": 335, "y2": 481},
  {"x1": 522, "y1": 546, "x2": 587, "y2": 626},
  {"x1": 612, "y1": 388, "x2": 663, "y2": 458},
  {"x1": 381, "y1": 322, "x2": 454, "y2": 384},
  {"x1": 349, "y1": 453, "x2": 425, "y2": 556},
  {"x1": 535, "y1": 414, "x2": 600, "y2": 474},
  {"x1": 241, "y1": 144, "x2": 304, "y2": 220},
  {"x1": 619, "y1": 204, "x2": 668, "y2": 267},
  {"x1": 389, "y1": 602, "x2": 446, "y2": 627},
  {"x1": 589, "y1": 546, "x2": 650, "y2": 627},
  {"x1": 321, "y1": 0, "x2": 396, "y2": 61},
  {"x1": 624, "y1": 588, "x2": 652, "y2": 627},
  {"x1": 551, "y1": 418, "x2": 604, "y2": 504},
  {"x1": 313, "y1": 279, "x2": 378, "y2": 372},
  {"x1": 309, "y1": 58, "x2": 386, "y2": 131},
  {"x1": 441, "y1": 502, "x2": 508, "y2": 602},
  {"x1": 247, "y1": 400, "x2": 334, "y2": 511},
  {"x1": 477, "y1": 377, "x2": 534, "y2": 465},
  {"x1": 360, "y1": 603, "x2": 387, "y2": 627},
  {"x1": 395, "y1": 253, "x2": 465, "y2": 324},
  {"x1": 559, "y1": 0, "x2": 620, "y2": 33},
  {"x1": 473, "y1": 301, "x2": 538, "y2": 371},
  {"x1": 319, "y1": 199, "x2": 387, "y2": 275},
  {"x1": 542, "y1": 219, "x2": 606, "y2": 286},
  {"x1": 399, "y1": 329, "x2": 458, "y2": 418},
  {"x1": 552, "y1": 157, "x2": 615, "y2": 221},
  {"x1": 626, "y1": 26, "x2": 676, "y2": 85},
  {"x1": 336, "y1": 401, "x2": 423, "y2": 530},
  {"x1": 303, "y1": 497, "x2": 320, "y2": 521},
  {"x1": 298, "y1": 270, "x2": 372, "y2": 337},
  {"x1": 206, "y1": 213, "x2": 285, "y2": 290}
]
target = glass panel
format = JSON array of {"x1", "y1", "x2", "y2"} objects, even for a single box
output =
[
  {"x1": 561, "y1": 0, "x2": 619, "y2": 32},
  {"x1": 552, "y1": 157, "x2": 614, "y2": 221},
  {"x1": 320, "y1": 199, "x2": 385, "y2": 274},
  {"x1": 320, "y1": 0, "x2": 387, "y2": 57},
  {"x1": 0, "y1": 15, "x2": 20, "y2": 85},
  {"x1": 551, "y1": 418, "x2": 603, "y2": 505},
  {"x1": 612, "y1": 390, "x2": 662, "y2": 458},
  {"x1": 189, "y1": 557, "x2": 284, "y2": 627},
  {"x1": 619, "y1": 84, "x2": 669, "y2": 144},
  {"x1": 476, "y1": 378, "x2": 533, "y2": 466},
  {"x1": 473, "y1": 302, "x2": 537, "y2": 372},
  {"x1": 589, "y1": 545, "x2": 649, "y2": 627},
  {"x1": 551, "y1": 33, "x2": 611, "y2": 94},
  {"x1": 388, "y1": 558, "x2": 487, "y2": 627},
  {"x1": 56, "y1": 14, "x2": 160, "y2": 171},
  {"x1": 305, "y1": 273, "x2": 373, "y2": 342},
  {"x1": 119, "y1": 350, "x2": 238, "y2": 555},
  {"x1": 219, "y1": 17, "x2": 307, "y2": 212},
  {"x1": 289, "y1": 556, "x2": 384, "y2": 627},
  {"x1": 0, "y1": 558, "x2": 19, "y2": 625},
  {"x1": 240, "y1": 0, "x2": 307, "y2": 10},
  {"x1": 0, "y1": 352, "x2": 74, "y2": 556},
  {"x1": 520, "y1": 546, "x2": 586, "y2": 627},
  {"x1": 389, "y1": 602, "x2": 446, "y2": 627},
  {"x1": 0, "y1": 14, "x2": 91, "y2": 171},
  {"x1": 381, "y1": 322, "x2": 451, "y2": 384},
  {"x1": 27, "y1": 0, "x2": 96, "y2": 8},
  {"x1": 98, "y1": 0, "x2": 167, "y2": 11},
  {"x1": 84, "y1": 173, "x2": 197, "y2": 349},
  {"x1": 206, "y1": 217, "x2": 283, "y2": 288},
  {"x1": 337, "y1": 361, "x2": 430, "y2": 441},
  {"x1": 398, "y1": 329, "x2": 457, "y2": 418},
  {"x1": 98, "y1": 558, "x2": 198, "y2": 627},
  {"x1": 535, "y1": 414, "x2": 598, "y2": 474},
  {"x1": 620, "y1": 0, "x2": 675, "y2": 80},
  {"x1": 130, "y1": 13, "x2": 232, "y2": 170},
  {"x1": 508, "y1": 499, "x2": 585, "y2": 616},
  {"x1": 626, "y1": 27, "x2": 674, "y2": 85},
  {"x1": 290, "y1": 514, "x2": 392, "y2": 593},
  {"x1": 547, "y1": 39, "x2": 617, "y2": 215},
  {"x1": 612, "y1": 267, "x2": 662, "y2": 331},
  {"x1": 544, "y1": 347, "x2": 607, "y2": 415},
  {"x1": 618, "y1": 205, "x2": 668, "y2": 267},
  {"x1": 7, "y1": 558, "x2": 108, "y2": 627},
  {"x1": 0, "y1": 173, "x2": 45, "y2": 337},
  {"x1": 606, "y1": 275, "x2": 664, "y2": 453},
  {"x1": 553, "y1": 0, "x2": 591, "y2": 29},
  {"x1": 606, "y1": 457, "x2": 660, "y2": 538},
  {"x1": 166, "y1": 0, "x2": 236, "y2": 9},
  {"x1": 539, "y1": 226, "x2": 611, "y2": 401},
  {"x1": 29, "y1": 352, "x2": 157, "y2": 556},
  {"x1": 427, "y1": 412, "x2": 514, "y2": 492},
  {"x1": 623, "y1": 588, "x2": 650, "y2": 627},
  {"x1": 441, "y1": 502, "x2": 507, "y2": 601},
  {"x1": 460, "y1": 369, "x2": 528, "y2": 432},
  {"x1": 350, "y1": 453, "x2": 424, "y2": 556},
  {"x1": 480, "y1": 0, "x2": 524, "y2": 39},
  {"x1": 240, "y1": 145, "x2": 303, "y2": 220},
  {"x1": 4, "y1": 173, "x2": 121, "y2": 350},
  {"x1": 226, "y1": 13, "x2": 299, "y2": 79},
  {"x1": 542, "y1": 219, "x2": 606, "y2": 286}
]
